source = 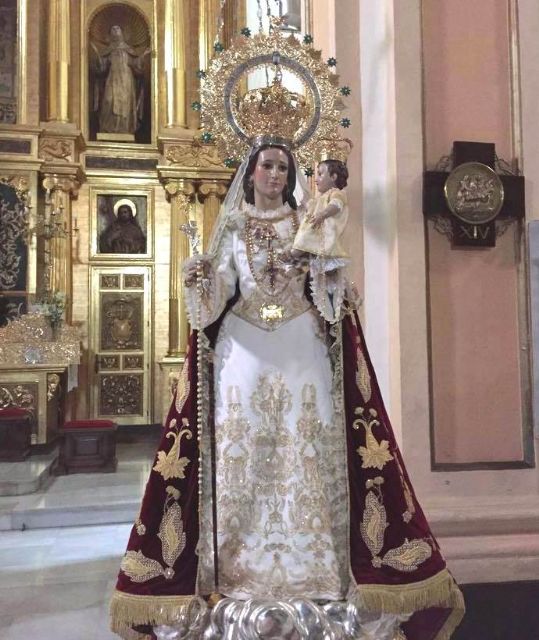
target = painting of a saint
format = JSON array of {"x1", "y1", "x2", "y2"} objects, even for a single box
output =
[{"x1": 97, "y1": 196, "x2": 147, "y2": 255}]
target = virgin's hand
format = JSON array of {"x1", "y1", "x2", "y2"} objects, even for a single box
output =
[
  {"x1": 182, "y1": 255, "x2": 212, "y2": 287},
  {"x1": 278, "y1": 249, "x2": 310, "y2": 274}
]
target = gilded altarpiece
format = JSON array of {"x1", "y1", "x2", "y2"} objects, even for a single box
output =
[
  {"x1": 0, "y1": 369, "x2": 65, "y2": 444},
  {"x1": 90, "y1": 266, "x2": 152, "y2": 424}
]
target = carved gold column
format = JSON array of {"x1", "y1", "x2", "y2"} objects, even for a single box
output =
[
  {"x1": 41, "y1": 173, "x2": 80, "y2": 322},
  {"x1": 164, "y1": 0, "x2": 189, "y2": 128},
  {"x1": 223, "y1": 0, "x2": 247, "y2": 47},
  {"x1": 199, "y1": 0, "x2": 220, "y2": 72},
  {"x1": 198, "y1": 180, "x2": 228, "y2": 251},
  {"x1": 163, "y1": 179, "x2": 195, "y2": 356},
  {"x1": 46, "y1": 0, "x2": 71, "y2": 123}
]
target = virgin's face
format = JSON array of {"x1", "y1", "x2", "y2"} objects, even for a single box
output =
[{"x1": 252, "y1": 148, "x2": 289, "y2": 202}]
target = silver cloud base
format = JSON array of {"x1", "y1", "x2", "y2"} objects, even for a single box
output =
[{"x1": 154, "y1": 597, "x2": 407, "y2": 640}]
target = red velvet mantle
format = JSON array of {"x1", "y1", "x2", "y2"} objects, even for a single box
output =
[{"x1": 111, "y1": 310, "x2": 464, "y2": 640}]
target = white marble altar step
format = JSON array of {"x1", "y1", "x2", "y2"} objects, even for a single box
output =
[
  {"x1": 0, "y1": 450, "x2": 57, "y2": 497},
  {"x1": 0, "y1": 439, "x2": 156, "y2": 531}
]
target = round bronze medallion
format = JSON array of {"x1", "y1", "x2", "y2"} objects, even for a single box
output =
[{"x1": 444, "y1": 162, "x2": 504, "y2": 225}]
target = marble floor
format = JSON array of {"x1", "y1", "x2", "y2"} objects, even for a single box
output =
[
  {"x1": 0, "y1": 432, "x2": 160, "y2": 639},
  {"x1": 0, "y1": 434, "x2": 158, "y2": 531},
  {"x1": 0, "y1": 522, "x2": 132, "y2": 639}
]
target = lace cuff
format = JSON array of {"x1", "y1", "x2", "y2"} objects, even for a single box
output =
[{"x1": 309, "y1": 257, "x2": 346, "y2": 323}]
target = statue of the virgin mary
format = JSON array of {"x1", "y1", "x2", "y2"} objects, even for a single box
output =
[{"x1": 110, "y1": 25, "x2": 464, "y2": 640}]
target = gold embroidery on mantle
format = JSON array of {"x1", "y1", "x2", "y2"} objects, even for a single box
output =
[
  {"x1": 382, "y1": 538, "x2": 432, "y2": 573},
  {"x1": 353, "y1": 407, "x2": 393, "y2": 470},
  {"x1": 174, "y1": 358, "x2": 190, "y2": 414},
  {"x1": 135, "y1": 518, "x2": 146, "y2": 536},
  {"x1": 158, "y1": 501, "x2": 187, "y2": 568},
  {"x1": 360, "y1": 477, "x2": 432, "y2": 572},
  {"x1": 120, "y1": 550, "x2": 163, "y2": 583},
  {"x1": 153, "y1": 417, "x2": 192, "y2": 481},
  {"x1": 121, "y1": 501, "x2": 187, "y2": 582},
  {"x1": 360, "y1": 478, "x2": 387, "y2": 565},
  {"x1": 129, "y1": 418, "x2": 192, "y2": 580},
  {"x1": 394, "y1": 453, "x2": 416, "y2": 523},
  {"x1": 355, "y1": 339, "x2": 372, "y2": 402}
]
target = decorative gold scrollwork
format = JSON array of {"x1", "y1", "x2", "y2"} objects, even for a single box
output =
[
  {"x1": 165, "y1": 139, "x2": 223, "y2": 168},
  {"x1": 99, "y1": 374, "x2": 143, "y2": 415}
]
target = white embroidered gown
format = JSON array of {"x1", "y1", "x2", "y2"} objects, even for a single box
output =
[{"x1": 185, "y1": 203, "x2": 349, "y2": 601}]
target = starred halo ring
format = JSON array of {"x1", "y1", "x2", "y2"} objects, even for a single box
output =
[{"x1": 201, "y1": 31, "x2": 346, "y2": 167}]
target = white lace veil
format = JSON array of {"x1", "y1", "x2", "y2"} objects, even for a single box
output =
[{"x1": 206, "y1": 145, "x2": 311, "y2": 257}]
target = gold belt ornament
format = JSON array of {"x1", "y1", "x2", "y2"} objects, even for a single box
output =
[{"x1": 231, "y1": 293, "x2": 311, "y2": 331}]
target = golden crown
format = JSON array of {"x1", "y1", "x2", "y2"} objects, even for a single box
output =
[
  {"x1": 200, "y1": 24, "x2": 351, "y2": 167},
  {"x1": 318, "y1": 136, "x2": 353, "y2": 163},
  {"x1": 235, "y1": 76, "x2": 312, "y2": 144}
]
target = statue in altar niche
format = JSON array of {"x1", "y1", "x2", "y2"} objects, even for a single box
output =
[{"x1": 89, "y1": 6, "x2": 151, "y2": 142}]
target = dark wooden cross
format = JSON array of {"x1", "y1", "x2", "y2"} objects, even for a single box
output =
[{"x1": 423, "y1": 141, "x2": 525, "y2": 247}]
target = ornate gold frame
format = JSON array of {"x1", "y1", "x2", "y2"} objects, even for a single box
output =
[{"x1": 89, "y1": 185, "x2": 154, "y2": 261}]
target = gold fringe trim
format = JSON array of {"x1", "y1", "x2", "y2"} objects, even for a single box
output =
[
  {"x1": 349, "y1": 569, "x2": 465, "y2": 640},
  {"x1": 109, "y1": 590, "x2": 203, "y2": 640}
]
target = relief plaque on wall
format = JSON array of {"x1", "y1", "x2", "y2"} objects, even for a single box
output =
[{"x1": 101, "y1": 293, "x2": 143, "y2": 351}]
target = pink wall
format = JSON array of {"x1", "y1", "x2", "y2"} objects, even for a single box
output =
[
  {"x1": 422, "y1": 0, "x2": 525, "y2": 463},
  {"x1": 428, "y1": 224, "x2": 523, "y2": 463},
  {"x1": 423, "y1": 0, "x2": 513, "y2": 166}
]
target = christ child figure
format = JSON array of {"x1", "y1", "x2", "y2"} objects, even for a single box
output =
[{"x1": 292, "y1": 159, "x2": 349, "y2": 269}]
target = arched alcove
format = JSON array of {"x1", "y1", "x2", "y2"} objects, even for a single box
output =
[{"x1": 87, "y1": 2, "x2": 152, "y2": 143}]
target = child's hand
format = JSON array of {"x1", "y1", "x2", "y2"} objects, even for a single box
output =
[{"x1": 309, "y1": 206, "x2": 332, "y2": 228}]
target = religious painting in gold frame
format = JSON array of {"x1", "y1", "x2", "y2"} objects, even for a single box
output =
[{"x1": 89, "y1": 186, "x2": 153, "y2": 260}]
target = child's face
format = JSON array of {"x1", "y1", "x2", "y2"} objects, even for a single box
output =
[{"x1": 315, "y1": 163, "x2": 336, "y2": 194}]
